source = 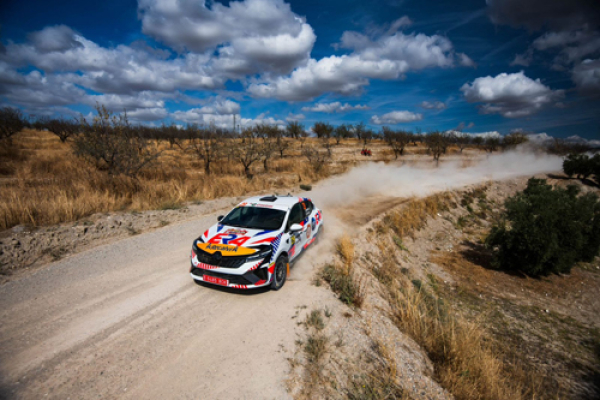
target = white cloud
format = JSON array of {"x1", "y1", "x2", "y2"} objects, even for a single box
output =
[
  {"x1": 460, "y1": 71, "x2": 564, "y2": 118},
  {"x1": 458, "y1": 53, "x2": 476, "y2": 67},
  {"x1": 301, "y1": 102, "x2": 370, "y2": 113},
  {"x1": 27, "y1": 25, "x2": 83, "y2": 53},
  {"x1": 446, "y1": 130, "x2": 501, "y2": 139},
  {"x1": 249, "y1": 29, "x2": 471, "y2": 101},
  {"x1": 171, "y1": 99, "x2": 242, "y2": 127},
  {"x1": 138, "y1": 0, "x2": 315, "y2": 75},
  {"x1": 126, "y1": 107, "x2": 169, "y2": 122},
  {"x1": 286, "y1": 113, "x2": 305, "y2": 121},
  {"x1": 370, "y1": 110, "x2": 423, "y2": 124},
  {"x1": 572, "y1": 59, "x2": 600, "y2": 94},
  {"x1": 419, "y1": 100, "x2": 446, "y2": 110}
]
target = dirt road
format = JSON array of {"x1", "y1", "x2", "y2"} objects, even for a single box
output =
[{"x1": 0, "y1": 210, "x2": 342, "y2": 400}]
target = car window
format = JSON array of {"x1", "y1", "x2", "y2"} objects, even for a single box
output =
[
  {"x1": 303, "y1": 200, "x2": 314, "y2": 217},
  {"x1": 287, "y1": 203, "x2": 304, "y2": 229},
  {"x1": 221, "y1": 206, "x2": 286, "y2": 230}
]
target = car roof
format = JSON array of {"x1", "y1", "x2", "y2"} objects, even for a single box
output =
[{"x1": 237, "y1": 195, "x2": 310, "y2": 211}]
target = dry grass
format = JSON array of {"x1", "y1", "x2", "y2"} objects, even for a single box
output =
[
  {"x1": 346, "y1": 338, "x2": 409, "y2": 399},
  {"x1": 387, "y1": 279, "x2": 540, "y2": 400},
  {"x1": 365, "y1": 193, "x2": 544, "y2": 399},
  {"x1": 377, "y1": 193, "x2": 454, "y2": 238},
  {"x1": 322, "y1": 236, "x2": 365, "y2": 307},
  {"x1": 292, "y1": 308, "x2": 331, "y2": 400},
  {"x1": 0, "y1": 131, "x2": 351, "y2": 230}
]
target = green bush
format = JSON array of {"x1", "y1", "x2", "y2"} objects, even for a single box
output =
[
  {"x1": 487, "y1": 178, "x2": 600, "y2": 277},
  {"x1": 563, "y1": 153, "x2": 598, "y2": 180}
]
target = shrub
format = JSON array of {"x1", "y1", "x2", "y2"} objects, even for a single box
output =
[
  {"x1": 487, "y1": 178, "x2": 600, "y2": 276},
  {"x1": 563, "y1": 153, "x2": 594, "y2": 179},
  {"x1": 0, "y1": 107, "x2": 25, "y2": 146},
  {"x1": 74, "y1": 105, "x2": 159, "y2": 179}
]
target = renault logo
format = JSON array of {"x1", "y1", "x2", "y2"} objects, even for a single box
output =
[{"x1": 213, "y1": 251, "x2": 223, "y2": 263}]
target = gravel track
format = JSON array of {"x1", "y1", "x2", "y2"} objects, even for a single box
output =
[{"x1": 0, "y1": 210, "x2": 339, "y2": 400}]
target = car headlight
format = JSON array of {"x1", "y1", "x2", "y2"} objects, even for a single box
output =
[
  {"x1": 246, "y1": 246, "x2": 272, "y2": 261},
  {"x1": 193, "y1": 237, "x2": 204, "y2": 252}
]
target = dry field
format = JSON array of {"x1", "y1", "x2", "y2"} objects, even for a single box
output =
[
  {"x1": 288, "y1": 177, "x2": 600, "y2": 400},
  {"x1": 0, "y1": 129, "x2": 485, "y2": 232}
]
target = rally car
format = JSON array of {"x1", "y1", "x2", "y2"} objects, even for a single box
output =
[{"x1": 190, "y1": 195, "x2": 323, "y2": 290}]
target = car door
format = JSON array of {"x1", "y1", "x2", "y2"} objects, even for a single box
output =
[
  {"x1": 287, "y1": 202, "x2": 305, "y2": 261},
  {"x1": 302, "y1": 199, "x2": 319, "y2": 246}
]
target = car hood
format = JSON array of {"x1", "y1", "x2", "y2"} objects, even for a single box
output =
[{"x1": 200, "y1": 224, "x2": 283, "y2": 248}]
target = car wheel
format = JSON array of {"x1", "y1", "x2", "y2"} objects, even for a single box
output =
[{"x1": 270, "y1": 255, "x2": 288, "y2": 291}]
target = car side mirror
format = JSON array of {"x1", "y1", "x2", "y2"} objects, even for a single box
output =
[
  {"x1": 290, "y1": 223, "x2": 302, "y2": 233},
  {"x1": 217, "y1": 215, "x2": 224, "y2": 222}
]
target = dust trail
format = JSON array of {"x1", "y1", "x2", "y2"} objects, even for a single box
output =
[
  {"x1": 291, "y1": 150, "x2": 562, "y2": 279},
  {"x1": 310, "y1": 150, "x2": 563, "y2": 209}
]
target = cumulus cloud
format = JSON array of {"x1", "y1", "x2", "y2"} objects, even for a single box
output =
[
  {"x1": 1, "y1": 28, "x2": 222, "y2": 96},
  {"x1": 126, "y1": 107, "x2": 169, "y2": 122},
  {"x1": 27, "y1": 25, "x2": 83, "y2": 53},
  {"x1": 171, "y1": 99, "x2": 242, "y2": 126},
  {"x1": 301, "y1": 102, "x2": 370, "y2": 113},
  {"x1": 286, "y1": 113, "x2": 305, "y2": 121},
  {"x1": 419, "y1": 100, "x2": 446, "y2": 110},
  {"x1": 138, "y1": 0, "x2": 315, "y2": 75},
  {"x1": 460, "y1": 71, "x2": 564, "y2": 118},
  {"x1": 572, "y1": 59, "x2": 600, "y2": 94},
  {"x1": 458, "y1": 53, "x2": 476, "y2": 67},
  {"x1": 447, "y1": 130, "x2": 501, "y2": 138},
  {"x1": 370, "y1": 110, "x2": 423, "y2": 124},
  {"x1": 249, "y1": 27, "x2": 472, "y2": 101}
]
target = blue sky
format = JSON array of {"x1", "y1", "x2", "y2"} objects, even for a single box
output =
[{"x1": 0, "y1": 0, "x2": 599, "y2": 139}]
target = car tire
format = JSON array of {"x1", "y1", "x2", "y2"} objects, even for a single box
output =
[{"x1": 270, "y1": 255, "x2": 288, "y2": 291}]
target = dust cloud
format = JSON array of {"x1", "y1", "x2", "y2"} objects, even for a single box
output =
[
  {"x1": 310, "y1": 151, "x2": 563, "y2": 209},
  {"x1": 291, "y1": 150, "x2": 562, "y2": 279}
]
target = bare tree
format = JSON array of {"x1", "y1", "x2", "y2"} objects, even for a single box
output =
[
  {"x1": 185, "y1": 124, "x2": 223, "y2": 175},
  {"x1": 382, "y1": 128, "x2": 412, "y2": 159},
  {"x1": 255, "y1": 124, "x2": 278, "y2": 172},
  {"x1": 44, "y1": 117, "x2": 80, "y2": 143},
  {"x1": 0, "y1": 107, "x2": 25, "y2": 146},
  {"x1": 274, "y1": 128, "x2": 290, "y2": 158},
  {"x1": 483, "y1": 137, "x2": 500, "y2": 153},
  {"x1": 354, "y1": 122, "x2": 373, "y2": 147},
  {"x1": 333, "y1": 124, "x2": 352, "y2": 145},
  {"x1": 502, "y1": 132, "x2": 528, "y2": 149},
  {"x1": 234, "y1": 128, "x2": 263, "y2": 179},
  {"x1": 312, "y1": 122, "x2": 333, "y2": 139},
  {"x1": 285, "y1": 121, "x2": 304, "y2": 139},
  {"x1": 472, "y1": 136, "x2": 484, "y2": 149},
  {"x1": 425, "y1": 131, "x2": 447, "y2": 163},
  {"x1": 74, "y1": 105, "x2": 159, "y2": 178},
  {"x1": 302, "y1": 145, "x2": 330, "y2": 174},
  {"x1": 452, "y1": 131, "x2": 471, "y2": 153}
]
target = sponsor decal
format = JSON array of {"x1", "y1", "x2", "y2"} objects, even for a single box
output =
[
  {"x1": 306, "y1": 223, "x2": 312, "y2": 239},
  {"x1": 270, "y1": 233, "x2": 283, "y2": 262},
  {"x1": 208, "y1": 233, "x2": 250, "y2": 246},
  {"x1": 225, "y1": 228, "x2": 247, "y2": 235},
  {"x1": 289, "y1": 244, "x2": 296, "y2": 257},
  {"x1": 303, "y1": 237, "x2": 316, "y2": 249},
  {"x1": 198, "y1": 242, "x2": 257, "y2": 256}
]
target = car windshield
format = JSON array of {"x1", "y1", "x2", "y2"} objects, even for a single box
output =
[{"x1": 221, "y1": 206, "x2": 286, "y2": 230}]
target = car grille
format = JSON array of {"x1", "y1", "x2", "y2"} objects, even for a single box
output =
[
  {"x1": 191, "y1": 268, "x2": 253, "y2": 285},
  {"x1": 194, "y1": 247, "x2": 248, "y2": 269}
]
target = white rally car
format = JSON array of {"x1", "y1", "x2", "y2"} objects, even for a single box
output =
[{"x1": 190, "y1": 195, "x2": 323, "y2": 290}]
